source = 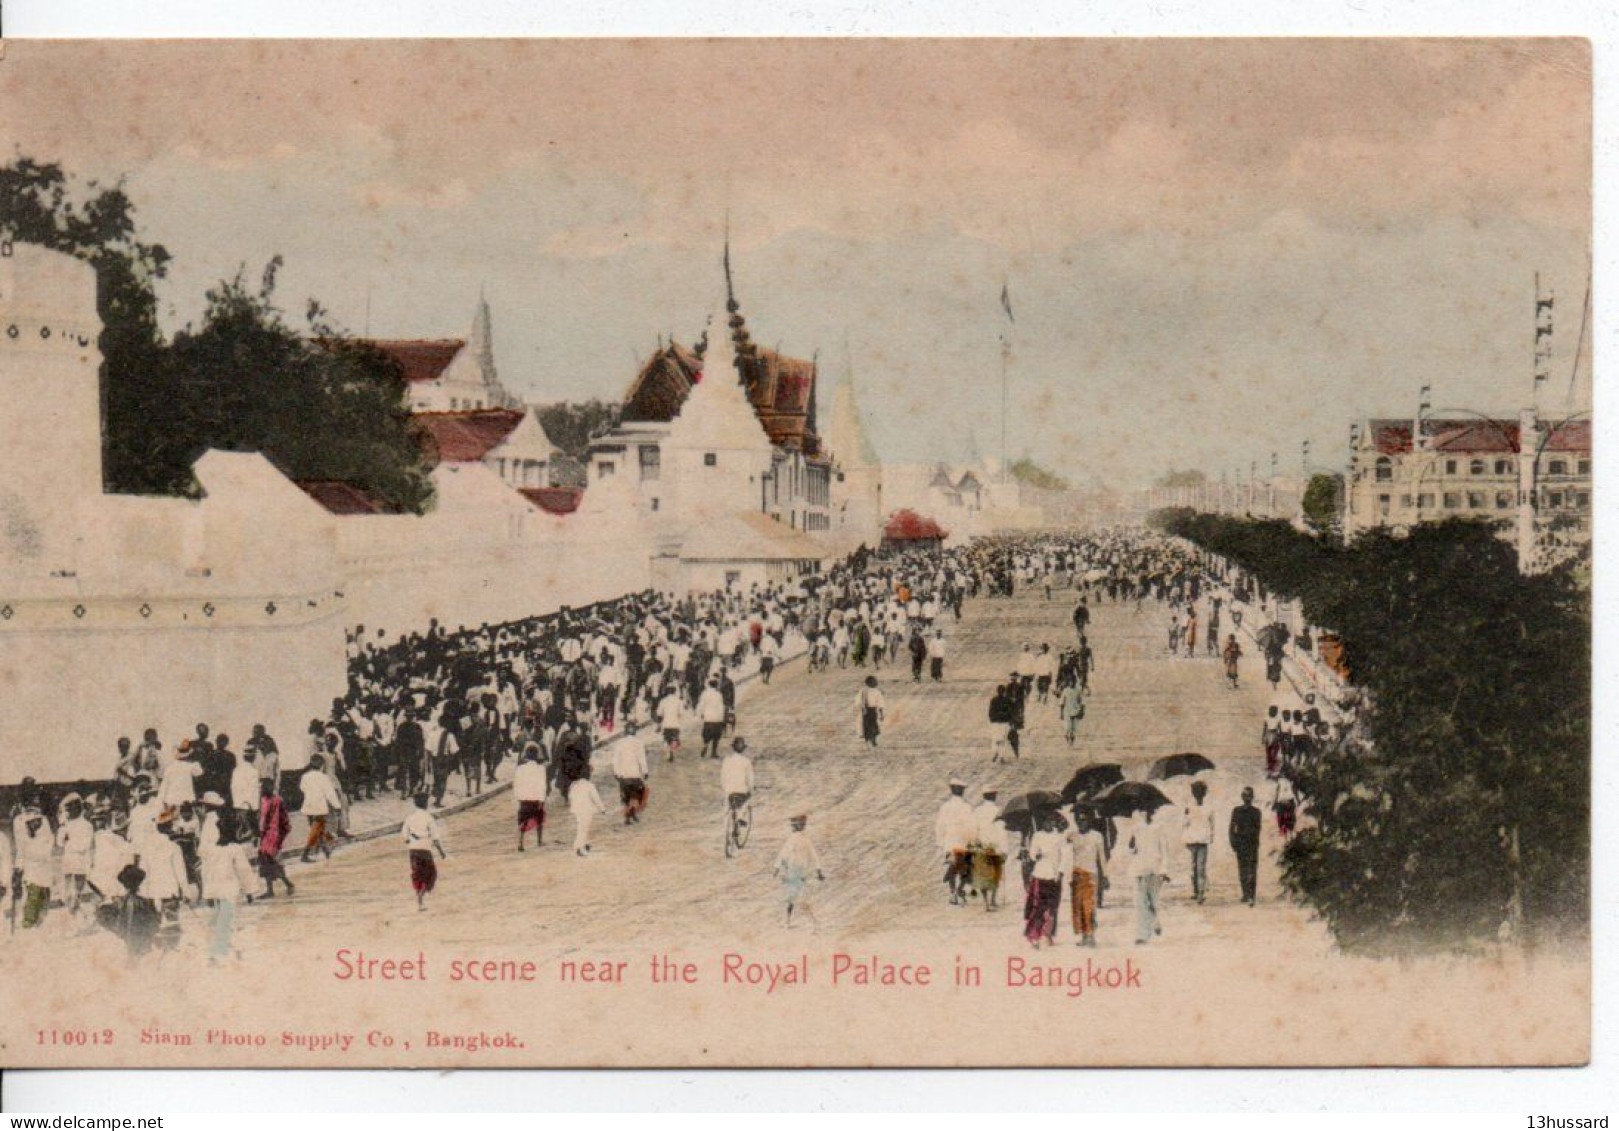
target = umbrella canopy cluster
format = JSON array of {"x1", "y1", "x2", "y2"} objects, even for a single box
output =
[{"x1": 1012, "y1": 754, "x2": 1219, "y2": 826}]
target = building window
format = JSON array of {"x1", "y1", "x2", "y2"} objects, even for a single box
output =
[
  {"x1": 1547, "y1": 491, "x2": 1564, "y2": 508},
  {"x1": 1445, "y1": 459, "x2": 1458, "y2": 475},
  {"x1": 1495, "y1": 458, "x2": 1513, "y2": 475},
  {"x1": 639, "y1": 445, "x2": 661, "y2": 481},
  {"x1": 725, "y1": 570, "x2": 741, "y2": 588},
  {"x1": 704, "y1": 452, "x2": 718, "y2": 467},
  {"x1": 1469, "y1": 459, "x2": 1485, "y2": 475},
  {"x1": 1377, "y1": 494, "x2": 1391, "y2": 517},
  {"x1": 650, "y1": 497, "x2": 660, "y2": 512},
  {"x1": 1575, "y1": 491, "x2": 1590, "y2": 509},
  {"x1": 1578, "y1": 459, "x2": 1591, "y2": 476},
  {"x1": 598, "y1": 461, "x2": 616, "y2": 479},
  {"x1": 1548, "y1": 459, "x2": 1568, "y2": 476},
  {"x1": 1418, "y1": 493, "x2": 1434, "y2": 509},
  {"x1": 1467, "y1": 492, "x2": 1484, "y2": 509},
  {"x1": 1443, "y1": 492, "x2": 1460, "y2": 509},
  {"x1": 1496, "y1": 491, "x2": 1512, "y2": 509},
  {"x1": 1374, "y1": 457, "x2": 1393, "y2": 483},
  {"x1": 450, "y1": 398, "x2": 460, "y2": 410},
  {"x1": 1400, "y1": 494, "x2": 1412, "y2": 508}
]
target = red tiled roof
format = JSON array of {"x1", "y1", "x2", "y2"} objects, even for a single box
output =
[
  {"x1": 1369, "y1": 417, "x2": 1590, "y2": 456},
  {"x1": 883, "y1": 509, "x2": 949, "y2": 543},
  {"x1": 622, "y1": 339, "x2": 821, "y2": 453},
  {"x1": 519, "y1": 486, "x2": 584, "y2": 515},
  {"x1": 416, "y1": 409, "x2": 525, "y2": 463},
  {"x1": 294, "y1": 479, "x2": 392, "y2": 515},
  {"x1": 360, "y1": 339, "x2": 466, "y2": 384}
]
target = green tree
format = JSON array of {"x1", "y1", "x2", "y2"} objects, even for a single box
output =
[
  {"x1": 168, "y1": 260, "x2": 433, "y2": 511},
  {"x1": 1301, "y1": 472, "x2": 1344, "y2": 540},
  {"x1": 1008, "y1": 458, "x2": 1071, "y2": 491},
  {"x1": 539, "y1": 398, "x2": 622, "y2": 487},
  {"x1": 1151, "y1": 508, "x2": 1588, "y2": 953},
  {"x1": 1155, "y1": 468, "x2": 1207, "y2": 489},
  {"x1": 0, "y1": 157, "x2": 433, "y2": 510}
]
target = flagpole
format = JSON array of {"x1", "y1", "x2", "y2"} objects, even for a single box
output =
[{"x1": 1000, "y1": 335, "x2": 1009, "y2": 485}]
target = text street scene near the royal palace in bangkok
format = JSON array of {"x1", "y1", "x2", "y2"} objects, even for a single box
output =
[{"x1": 0, "y1": 39, "x2": 1592, "y2": 1068}]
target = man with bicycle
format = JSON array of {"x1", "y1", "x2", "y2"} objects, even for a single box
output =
[{"x1": 721, "y1": 737, "x2": 755, "y2": 839}]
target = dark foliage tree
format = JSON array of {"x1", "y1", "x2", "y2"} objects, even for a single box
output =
[
  {"x1": 539, "y1": 399, "x2": 622, "y2": 488},
  {"x1": 0, "y1": 157, "x2": 433, "y2": 510},
  {"x1": 1152, "y1": 507, "x2": 1588, "y2": 954},
  {"x1": 1301, "y1": 472, "x2": 1344, "y2": 541}
]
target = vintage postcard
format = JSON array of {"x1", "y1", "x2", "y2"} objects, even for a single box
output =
[{"x1": 0, "y1": 38, "x2": 1591, "y2": 1068}]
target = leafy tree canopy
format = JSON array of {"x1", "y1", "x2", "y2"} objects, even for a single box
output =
[{"x1": 1009, "y1": 458, "x2": 1070, "y2": 491}]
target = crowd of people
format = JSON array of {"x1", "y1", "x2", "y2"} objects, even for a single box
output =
[{"x1": 1, "y1": 526, "x2": 1357, "y2": 958}]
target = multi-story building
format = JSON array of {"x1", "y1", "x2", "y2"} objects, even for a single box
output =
[
  {"x1": 362, "y1": 296, "x2": 521, "y2": 413},
  {"x1": 1344, "y1": 410, "x2": 1591, "y2": 566}
]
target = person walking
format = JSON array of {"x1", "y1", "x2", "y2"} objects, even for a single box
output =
[
  {"x1": 774, "y1": 814, "x2": 825, "y2": 930},
  {"x1": 1126, "y1": 807, "x2": 1170, "y2": 944},
  {"x1": 855, "y1": 676, "x2": 886, "y2": 748},
  {"x1": 612, "y1": 720, "x2": 651, "y2": 825},
  {"x1": 657, "y1": 685, "x2": 685, "y2": 762},
  {"x1": 298, "y1": 754, "x2": 342, "y2": 863},
  {"x1": 199, "y1": 821, "x2": 258, "y2": 963},
  {"x1": 934, "y1": 778, "x2": 976, "y2": 907},
  {"x1": 1229, "y1": 786, "x2": 1262, "y2": 905},
  {"x1": 568, "y1": 773, "x2": 608, "y2": 857},
  {"x1": 927, "y1": 630, "x2": 947, "y2": 682},
  {"x1": 16, "y1": 807, "x2": 53, "y2": 930},
  {"x1": 513, "y1": 744, "x2": 548, "y2": 851},
  {"x1": 1058, "y1": 681, "x2": 1085, "y2": 747},
  {"x1": 1222, "y1": 634, "x2": 1243, "y2": 689},
  {"x1": 255, "y1": 780, "x2": 294, "y2": 898},
  {"x1": 1183, "y1": 781, "x2": 1214, "y2": 904},
  {"x1": 970, "y1": 788, "x2": 1009, "y2": 912},
  {"x1": 907, "y1": 630, "x2": 927, "y2": 683},
  {"x1": 402, "y1": 793, "x2": 448, "y2": 910},
  {"x1": 697, "y1": 679, "x2": 728, "y2": 760},
  {"x1": 1066, "y1": 808, "x2": 1106, "y2": 946},
  {"x1": 1022, "y1": 813, "x2": 1069, "y2": 949}
]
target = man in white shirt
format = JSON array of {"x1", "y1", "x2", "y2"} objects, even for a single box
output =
[
  {"x1": 1182, "y1": 780, "x2": 1215, "y2": 904},
  {"x1": 611, "y1": 720, "x2": 651, "y2": 825},
  {"x1": 697, "y1": 679, "x2": 728, "y2": 759},
  {"x1": 934, "y1": 779, "x2": 976, "y2": 906},
  {"x1": 927, "y1": 630, "x2": 947, "y2": 683},
  {"x1": 774, "y1": 813, "x2": 825, "y2": 930},
  {"x1": 1065, "y1": 808, "x2": 1108, "y2": 946},
  {"x1": 298, "y1": 754, "x2": 343, "y2": 863},
  {"x1": 402, "y1": 793, "x2": 448, "y2": 909},
  {"x1": 567, "y1": 775, "x2": 608, "y2": 857},
  {"x1": 657, "y1": 687, "x2": 685, "y2": 762},
  {"x1": 16, "y1": 808, "x2": 54, "y2": 929},
  {"x1": 513, "y1": 744, "x2": 548, "y2": 851},
  {"x1": 758, "y1": 631, "x2": 780, "y2": 685},
  {"x1": 720, "y1": 737, "x2": 755, "y2": 825},
  {"x1": 970, "y1": 787, "x2": 1010, "y2": 910},
  {"x1": 157, "y1": 748, "x2": 203, "y2": 811},
  {"x1": 1126, "y1": 807, "x2": 1171, "y2": 944}
]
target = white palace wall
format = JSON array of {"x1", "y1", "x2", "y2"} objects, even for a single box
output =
[{"x1": 0, "y1": 244, "x2": 655, "y2": 785}]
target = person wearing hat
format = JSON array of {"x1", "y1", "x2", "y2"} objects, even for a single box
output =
[
  {"x1": 513, "y1": 743, "x2": 548, "y2": 851},
  {"x1": 55, "y1": 793, "x2": 94, "y2": 914},
  {"x1": 1229, "y1": 785, "x2": 1263, "y2": 905},
  {"x1": 157, "y1": 741, "x2": 203, "y2": 813},
  {"x1": 970, "y1": 787, "x2": 1010, "y2": 912},
  {"x1": 773, "y1": 814, "x2": 825, "y2": 930},
  {"x1": 611, "y1": 719, "x2": 650, "y2": 826},
  {"x1": 16, "y1": 806, "x2": 53, "y2": 929},
  {"x1": 935, "y1": 779, "x2": 976, "y2": 907}
]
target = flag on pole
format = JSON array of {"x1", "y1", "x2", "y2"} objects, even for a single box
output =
[{"x1": 1000, "y1": 282, "x2": 1015, "y2": 324}]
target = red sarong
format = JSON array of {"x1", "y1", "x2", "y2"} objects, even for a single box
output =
[{"x1": 409, "y1": 849, "x2": 437, "y2": 893}]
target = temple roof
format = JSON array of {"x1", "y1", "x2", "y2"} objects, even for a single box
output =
[
  {"x1": 293, "y1": 479, "x2": 394, "y2": 515},
  {"x1": 1367, "y1": 418, "x2": 1590, "y2": 456},
  {"x1": 357, "y1": 339, "x2": 466, "y2": 384},
  {"x1": 416, "y1": 408, "x2": 526, "y2": 463}
]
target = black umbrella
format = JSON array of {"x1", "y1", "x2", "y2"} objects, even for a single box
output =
[
  {"x1": 1147, "y1": 753, "x2": 1217, "y2": 781},
  {"x1": 1060, "y1": 763, "x2": 1125, "y2": 803},
  {"x1": 998, "y1": 790, "x2": 1066, "y2": 835},
  {"x1": 1090, "y1": 781, "x2": 1173, "y2": 817},
  {"x1": 1255, "y1": 623, "x2": 1291, "y2": 651}
]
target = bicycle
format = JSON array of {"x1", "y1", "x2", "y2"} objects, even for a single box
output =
[{"x1": 725, "y1": 794, "x2": 753, "y2": 857}]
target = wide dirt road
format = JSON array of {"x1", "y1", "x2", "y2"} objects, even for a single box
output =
[{"x1": 240, "y1": 586, "x2": 1292, "y2": 956}]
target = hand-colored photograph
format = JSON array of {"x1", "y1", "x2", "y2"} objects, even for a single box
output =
[{"x1": 0, "y1": 38, "x2": 1591, "y2": 1067}]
